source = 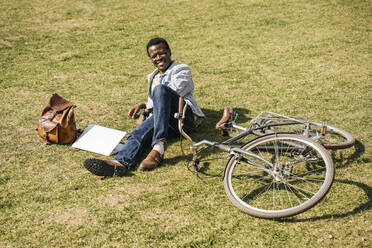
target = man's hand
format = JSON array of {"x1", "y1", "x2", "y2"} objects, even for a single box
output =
[
  {"x1": 136, "y1": 114, "x2": 146, "y2": 127},
  {"x1": 128, "y1": 103, "x2": 146, "y2": 119}
]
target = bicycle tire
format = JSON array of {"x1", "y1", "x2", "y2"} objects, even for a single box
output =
[
  {"x1": 223, "y1": 134, "x2": 334, "y2": 219},
  {"x1": 252, "y1": 119, "x2": 355, "y2": 150}
]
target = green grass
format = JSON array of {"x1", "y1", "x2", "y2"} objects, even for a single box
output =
[{"x1": 0, "y1": 0, "x2": 371, "y2": 247}]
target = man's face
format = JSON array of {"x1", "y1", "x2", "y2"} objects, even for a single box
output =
[{"x1": 148, "y1": 43, "x2": 171, "y2": 73}]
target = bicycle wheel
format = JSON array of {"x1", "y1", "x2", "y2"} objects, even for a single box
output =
[
  {"x1": 224, "y1": 134, "x2": 334, "y2": 219},
  {"x1": 252, "y1": 119, "x2": 355, "y2": 150}
]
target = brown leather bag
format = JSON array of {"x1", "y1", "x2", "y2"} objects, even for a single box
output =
[{"x1": 37, "y1": 93, "x2": 77, "y2": 144}]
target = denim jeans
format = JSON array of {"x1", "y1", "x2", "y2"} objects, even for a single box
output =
[{"x1": 114, "y1": 85, "x2": 195, "y2": 168}]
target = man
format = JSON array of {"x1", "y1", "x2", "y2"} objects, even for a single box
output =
[{"x1": 84, "y1": 37, "x2": 205, "y2": 178}]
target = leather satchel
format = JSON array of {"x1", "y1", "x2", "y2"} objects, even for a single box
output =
[{"x1": 37, "y1": 93, "x2": 77, "y2": 144}]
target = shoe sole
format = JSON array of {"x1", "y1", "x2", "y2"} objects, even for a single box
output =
[
  {"x1": 139, "y1": 161, "x2": 160, "y2": 171},
  {"x1": 139, "y1": 165, "x2": 153, "y2": 171},
  {"x1": 84, "y1": 158, "x2": 127, "y2": 177}
]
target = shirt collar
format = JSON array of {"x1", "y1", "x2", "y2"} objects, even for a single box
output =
[{"x1": 148, "y1": 60, "x2": 177, "y2": 79}]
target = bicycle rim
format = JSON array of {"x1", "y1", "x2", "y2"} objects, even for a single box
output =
[
  {"x1": 253, "y1": 120, "x2": 355, "y2": 150},
  {"x1": 224, "y1": 134, "x2": 334, "y2": 219}
]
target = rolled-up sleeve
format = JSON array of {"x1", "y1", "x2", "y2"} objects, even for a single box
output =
[{"x1": 146, "y1": 97, "x2": 153, "y2": 109}]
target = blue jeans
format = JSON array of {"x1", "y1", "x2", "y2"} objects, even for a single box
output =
[{"x1": 114, "y1": 85, "x2": 195, "y2": 168}]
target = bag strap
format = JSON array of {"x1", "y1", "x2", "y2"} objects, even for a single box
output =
[{"x1": 44, "y1": 124, "x2": 59, "y2": 143}]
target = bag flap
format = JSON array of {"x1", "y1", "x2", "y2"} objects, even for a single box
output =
[
  {"x1": 49, "y1": 93, "x2": 74, "y2": 111},
  {"x1": 39, "y1": 119, "x2": 58, "y2": 132},
  {"x1": 40, "y1": 94, "x2": 74, "y2": 117}
]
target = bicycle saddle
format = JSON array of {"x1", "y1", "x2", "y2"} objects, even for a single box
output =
[{"x1": 216, "y1": 107, "x2": 232, "y2": 136}]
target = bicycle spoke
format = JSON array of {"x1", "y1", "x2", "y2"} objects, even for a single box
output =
[
  {"x1": 273, "y1": 182, "x2": 284, "y2": 210},
  {"x1": 274, "y1": 138, "x2": 280, "y2": 166},
  {"x1": 241, "y1": 181, "x2": 273, "y2": 202},
  {"x1": 231, "y1": 166, "x2": 271, "y2": 190},
  {"x1": 289, "y1": 176, "x2": 325, "y2": 187},
  {"x1": 286, "y1": 182, "x2": 303, "y2": 205},
  {"x1": 232, "y1": 174, "x2": 271, "y2": 191},
  {"x1": 284, "y1": 183, "x2": 294, "y2": 208},
  {"x1": 285, "y1": 182, "x2": 316, "y2": 196},
  {"x1": 290, "y1": 166, "x2": 326, "y2": 178}
]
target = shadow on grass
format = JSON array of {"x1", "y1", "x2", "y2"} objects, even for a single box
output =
[
  {"x1": 331, "y1": 139, "x2": 369, "y2": 170},
  {"x1": 278, "y1": 179, "x2": 372, "y2": 223}
]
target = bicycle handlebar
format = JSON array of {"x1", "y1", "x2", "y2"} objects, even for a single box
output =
[
  {"x1": 176, "y1": 97, "x2": 193, "y2": 143},
  {"x1": 178, "y1": 97, "x2": 184, "y2": 118}
]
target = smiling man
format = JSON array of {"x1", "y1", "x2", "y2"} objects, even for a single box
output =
[{"x1": 84, "y1": 37, "x2": 205, "y2": 178}]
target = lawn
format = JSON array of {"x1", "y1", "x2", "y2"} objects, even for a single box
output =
[{"x1": 0, "y1": 0, "x2": 371, "y2": 247}]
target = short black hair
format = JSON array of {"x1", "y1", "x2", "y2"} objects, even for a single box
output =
[{"x1": 146, "y1": 37, "x2": 171, "y2": 57}]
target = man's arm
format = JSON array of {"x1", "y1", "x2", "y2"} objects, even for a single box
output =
[{"x1": 128, "y1": 103, "x2": 153, "y2": 126}]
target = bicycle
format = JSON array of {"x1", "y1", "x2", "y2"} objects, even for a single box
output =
[{"x1": 176, "y1": 102, "x2": 354, "y2": 219}]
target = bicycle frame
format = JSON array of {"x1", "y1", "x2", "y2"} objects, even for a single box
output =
[{"x1": 177, "y1": 106, "x2": 305, "y2": 178}]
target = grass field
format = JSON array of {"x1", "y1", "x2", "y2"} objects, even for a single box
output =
[{"x1": 0, "y1": 0, "x2": 371, "y2": 247}]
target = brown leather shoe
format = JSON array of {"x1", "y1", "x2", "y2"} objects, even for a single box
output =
[{"x1": 139, "y1": 150, "x2": 163, "y2": 171}]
